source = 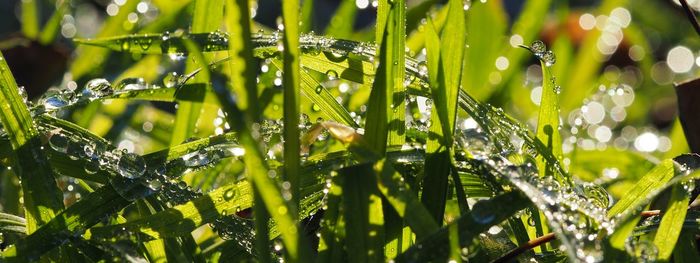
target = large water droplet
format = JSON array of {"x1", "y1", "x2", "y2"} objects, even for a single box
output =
[
  {"x1": 543, "y1": 50, "x2": 556, "y2": 67},
  {"x1": 471, "y1": 200, "x2": 496, "y2": 224},
  {"x1": 163, "y1": 72, "x2": 181, "y2": 88},
  {"x1": 48, "y1": 133, "x2": 69, "y2": 153},
  {"x1": 84, "y1": 78, "x2": 113, "y2": 98},
  {"x1": 117, "y1": 152, "x2": 146, "y2": 179},
  {"x1": 42, "y1": 96, "x2": 68, "y2": 110},
  {"x1": 182, "y1": 149, "x2": 213, "y2": 167},
  {"x1": 531, "y1": 40, "x2": 546, "y2": 55}
]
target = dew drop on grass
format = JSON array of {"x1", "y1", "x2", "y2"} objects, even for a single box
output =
[
  {"x1": 463, "y1": 0, "x2": 472, "y2": 10},
  {"x1": 470, "y1": 200, "x2": 496, "y2": 224},
  {"x1": 530, "y1": 40, "x2": 546, "y2": 55},
  {"x1": 163, "y1": 72, "x2": 180, "y2": 88},
  {"x1": 315, "y1": 85, "x2": 323, "y2": 94},
  {"x1": 417, "y1": 61, "x2": 428, "y2": 77},
  {"x1": 42, "y1": 96, "x2": 68, "y2": 110},
  {"x1": 117, "y1": 152, "x2": 146, "y2": 179},
  {"x1": 48, "y1": 133, "x2": 69, "y2": 153},
  {"x1": 223, "y1": 188, "x2": 238, "y2": 200},
  {"x1": 326, "y1": 70, "x2": 339, "y2": 80},
  {"x1": 543, "y1": 50, "x2": 556, "y2": 67},
  {"x1": 84, "y1": 78, "x2": 113, "y2": 98},
  {"x1": 120, "y1": 40, "x2": 130, "y2": 51}
]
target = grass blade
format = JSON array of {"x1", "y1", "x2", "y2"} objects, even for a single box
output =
[
  {"x1": 0, "y1": 52, "x2": 64, "y2": 233},
  {"x1": 339, "y1": 164, "x2": 385, "y2": 262},
  {"x1": 421, "y1": 0, "x2": 465, "y2": 224},
  {"x1": 365, "y1": 0, "x2": 406, "y2": 154},
  {"x1": 224, "y1": 0, "x2": 259, "y2": 117},
  {"x1": 282, "y1": 0, "x2": 302, "y2": 208},
  {"x1": 20, "y1": 0, "x2": 40, "y2": 39},
  {"x1": 171, "y1": 0, "x2": 223, "y2": 145},
  {"x1": 324, "y1": 0, "x2": 357, "y2": 39},
  {"x1": 532, "y1": 48, "x2": 564, "y2": 181},
  {"x1": 396, "y1": 191, "x2": 530, "y2": 262},
  {"x1": 653, "y1": 184, "x2": 691, "y2": 261}
]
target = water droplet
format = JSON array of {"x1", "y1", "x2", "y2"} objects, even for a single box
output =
[
  {"x1": 471, "y1": 201, "x2": 496, "y2": 224},
  {"x1": 224, "y1": 188, "x2": 238, "y2": 200},
  {"x1": 42, "y1": 96, "x2": 68, "y2": 110},
  {"x1": 312, "y1": 104, "x2": 321, "y2": 112},
  {"x1": 48, "y1": 133, "x2": 69, "y2": 153},
  {"x1": 84, "y1": 78, "x2": 113, "y2": 98},
  {"x1": 530, "y1": 40, "x2": 546, "y2": 55},
  {"x1": 117, "y1": 152, "x2": 146, "y2": 179},
  {"x1": 182, "y1": 150, "x2": 213, "y2": 167},
  {"x1": 315, "y1": 85, "x2": 323, "y2": 94},
  {"x1": 417, "y1": 61, "x2": 428, "y2": 77},
  {"x1": 326, "y1": 70, "x2": 339, "y2": 80},
  {"x1": 163, "y1": 72, "x2": 180, "y2": 88},
  {"x1": 463, "y1": 0, "x2": 472, "y2": 10},
  {"x1": 554, "y1": 85, "x2": 561, "y2": 94},
  {"x1": 543, "y1": 50, "x2": 556, "y2": 67},
  {"x1": 121, "y1": 40, "x2": 130, "y2": 51}
]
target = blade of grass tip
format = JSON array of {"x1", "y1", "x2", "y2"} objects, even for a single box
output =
[
  {"x1": 0, "y1": 52, "x2": 64, "y2": 233},
  {"x1": 653, "y1": 183, "x2": 691, "y2": 261},
  {"x1": 324, "y1": 0, "x2": 357, "y2": 39},
  {"x1": 38, "y1": 0, "x2": 70, "y2": 45},
  {"x1": 171, "y1": 0, "x2": 223, "y2": 145},
  {"x1": 70, "y1": 0, "x2": 139, "y2": 80},
  {"x1": 21, "y1": 0, "x2": 40, "y2": 39},
  {"x1": 365, "y1": 0, "x2": 406, "y2": 154},
  {"x1": 495, "y1": 0, "x2": 552, "y2": 97},
  {"x1": 529, "y1": 44, "x2": 564, "y2": 181},
  {"x1": 421, "y1": 0, "x2": 465, "y2": 225}
]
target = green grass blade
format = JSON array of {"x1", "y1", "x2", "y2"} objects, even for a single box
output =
[
  {"x1": 533, "y1": 50, "x2": 564, "y2": 181},
  {"x1": 374, "y1": 160, "x2": 439, "y2": 238},
  {"x1": 0, "y1": 185, "x2": 131, "y2": 261},
  {"x1": 339, "y1": 164, "x2": 385, "y2": 262},
  {"x1": 282, "y1": 0, "x2": 302, "y2": 207},
  {"x1": 607, "y1": 159, "x2": 675, "y2": 217},
  {"x1": 212, "y1": 54, "x2": 304, "y2": 263},
  {"x1": 0, "y1": 52, "x2": 64, "y2": 233},
  {"x1": 300, "y1": 0, "x2": 314, "y2": 33},
  {"x1": 324, "y1": 0, "x2": 357, "y2": 39},
  {"x1": 653, "y1": 184, "x2": 690, "y2": 261},
  {"x1": 673, "y1": 233, "x2": 700, "y2": 263},
  {"x1": 171, "y1": 0, "x2": 223, "y2": 145},
  {"x1": 364, "y1": 0, "x2": 406, "y2": 154},
  {"x1": 38, "y1": 1, "x2": 69, "y2": 45},
  {"x1": 395, "y1": 191, "x2": 530, "y2": 262},
  {"x1": 421, "y1": 0, "x2": 465, "y2": 224},
  {"x1": 21, "y1": 0, "x2": 40, "y2": 39},
  {"x1": 225, "y1": 0, "x2": 259, "y2": 117}
]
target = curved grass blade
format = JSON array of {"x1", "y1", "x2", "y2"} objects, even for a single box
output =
[
  {"x1": 0, "y1": 52, "x2": 64, "y2": 233},
  {"x1": 653, "y1": 183, "x2": 690, "y2": 261}
]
